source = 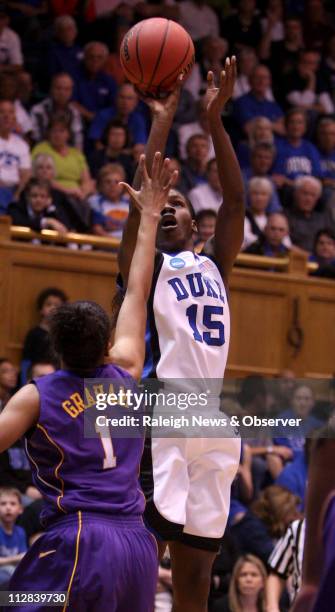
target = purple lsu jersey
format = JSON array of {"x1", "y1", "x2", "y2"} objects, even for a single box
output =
[{"x1": 25, "y1": 364, "x2": 145, "y2": 525}]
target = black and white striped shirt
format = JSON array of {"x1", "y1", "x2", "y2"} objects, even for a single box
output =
[{"x1": 268, "y1": 518, "x2": 305, "y2": 603}]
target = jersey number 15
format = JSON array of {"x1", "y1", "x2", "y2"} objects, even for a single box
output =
[{"x1": 186, "y1": 304, "x2": 225, "y2": 346}]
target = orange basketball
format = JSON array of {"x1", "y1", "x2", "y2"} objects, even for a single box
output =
[{"x1": 120, "y1": 18, "x2": 195, "y2": 97}]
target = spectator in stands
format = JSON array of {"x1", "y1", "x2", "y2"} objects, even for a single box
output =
[
  {"x1": 242, "y1": 143, "x2": 281, "y2": 212},
  {"x1": 88, "y1": 83, "x2": 147, "y2": 150},
  {"x1": 179, "y1": 134, "x2": 209, "y2": 194},
  {"x1": 48, "y1": 15, "x2": 82, "y2": 82},
  {"x1": 31, "y1": 153, "x2": 89, "y2": 233},
  {"x1": 242, "y1": 177, "x2": 272, "y2": 250},
  {"x1": 16, "y1": 71, "x2": 35, "y2": 112},
  {"x1": 21, "y1": 287, "x2": 67, "y2": 375},
  {"x1": 212, "y1": 554, "x2": 267, "y2": 612},
  {"x1": 188, "y1": 159, "x2": 222, "y2": 214},
  {"x1": 280, "y1": 50, "x2": 334, "y2": 114},
  {"x1": 230, "y1": 485, "x2": 301, "y2": 564},
  {"x1": 178, "y1": 96, "x2": 214, "y2": 161},
  {"x1": 31, "y1": 73, "x2": 83, "y2": 150},
  {"x1": 32, "y1": 115, "x2": 94, "y2": 203},
  {"x1": 194, "y1": 209, "x2": 217, "y2": 247},
  {"x1": 8, "y1": 178, "x2": 71, "y2": 233},
  {"x1": 303, "y1": 0, "x2": 334, "y2": 52},
  {"x1": 0, "y1": 358, "x2": 17, "y2": 411},
  {"x1": 272, "y1": 109, "x2": 323, "y2": 190},
  {"x1": 244, "y1": 212, "x2": 290, "y2": 258},
  {"x1": 88, "y1": 163, "x2": 129, "y2": 240},
  {"x1": 324, "y1": 33, "x2": 335, "y2": 97},
  {"x1": 0, "y1": 4, "x2": 23, "y2": 74},
  {"x1": 233, "y1": 65, "x2": 285, "y2": 137},
  {"x1": 287, "y1": 176, "x2": 333, "y2": 253},
  {"x1": 260, "y1": 0, "x2": 284, "y2": 45},
  {"x1": 184, "y1": 36, "x2": 228, "y2": 101},
  {"x1": 0, "y1": 73, "x2": 33, "y2": 137},
  {"x1": 104, "y1": 23, "x2": 128, "y2": 86},
  {"x1": 0, "y1": 100, "x2": 31, "y2": 212},
  {"x1": 178, "y1": 0, "x2": 219, "y2": 44},
  {"x1": 309, "y1": 228, "x2": 335, "y2": 279},
  {"x1": 220, "y1": 0, "x2": 262, "y2": 53},
  {"x1": 73, "y1": 42, "x2": 117, "y2": 123},
  {"x1": 237, "y1": 116, "x2": 275, "y2": 169},
  {"x1": 261, "y1": 15, "x2": 304, "y2": 79},
  {"x1": 232, "y1": 47, "x2": 258, "y2": 100},
  {"x1": 0, "y1": 487, "x2": 27, "y2": 588},
  {"x1": 273, "y1": 383, "x2": 322, "y2": 469},
  {"x1": 275, "y1": 438, "x2": 310, "y2": 510},
  {"x1": 316, "y1": 117, "x2": 335, "y2": 200},
  {"x1": 89, "y1": 120, "x2": 134, "y2": 182}
]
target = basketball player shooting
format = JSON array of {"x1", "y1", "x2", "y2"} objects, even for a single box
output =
[
  {"x1": 0, "y1": 153, "x2": 177, "y2": 612},
  {"x1": 118, "y1": 57, "x2": 245, "y2": 612}
]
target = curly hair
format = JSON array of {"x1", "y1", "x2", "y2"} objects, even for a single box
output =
[{"x1": 49, "y1": 301, "x2": 111, "y2": 370}]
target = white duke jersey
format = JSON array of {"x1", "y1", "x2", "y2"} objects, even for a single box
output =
[{"x1": 143, "y1": 250, "x2": 230, "y2": 382}]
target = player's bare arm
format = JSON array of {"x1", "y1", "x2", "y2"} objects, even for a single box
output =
[
  {"x1": 0, "y1": 383, "x2": 40, "y2": 453},
  {"x1": 291, "y1": 437, "x2": 335, "y2": 612},
  {"x1": 205, "y1": 57, "x2": 245, "y2": 281},
  {"x1": 110, "y1": 152, "x2": 178, "y2": 380},
  {"x1": 118, "y1": 76, "x2": 183, "y2": 284}
]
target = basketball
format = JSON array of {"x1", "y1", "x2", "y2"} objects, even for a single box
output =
[{"x1": 120, "y1": 18, "x2": 195, "y2": 97}]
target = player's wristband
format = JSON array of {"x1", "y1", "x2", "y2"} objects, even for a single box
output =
[{"x1": 266, "y1": 446, "x2": 274, "y2": 454}]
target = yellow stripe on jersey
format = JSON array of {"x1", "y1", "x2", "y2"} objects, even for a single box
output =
[
  {"x1": 63, "y1": 511, "x2": 82, "y2": 611},
  {"x1": 36, "y1": 424, "x2": 67, "y2": 513}
]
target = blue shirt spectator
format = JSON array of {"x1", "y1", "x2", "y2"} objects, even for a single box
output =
[
  {"x1": 275, "y1": 452, "x2": 308, "y2": 510},
  {"x1": 48, "y1": 14, "x2": 82, "y2": 81},
  {"x1": 273, "y1": 139, "x2": 322, "y2": 181},
  {"x1": 233, "y1": 66, "x2": 284, "y2": 136},
  {"x1": 73, "y1": 42, "x2": 117, "y2": 121},
  {"x1": 88, "y1": 83, "x2": 148, "y2": 146}
]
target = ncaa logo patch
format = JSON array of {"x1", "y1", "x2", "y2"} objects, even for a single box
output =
[{"x1": 170, "y1": 257, "x2": 185, "y2": 269}]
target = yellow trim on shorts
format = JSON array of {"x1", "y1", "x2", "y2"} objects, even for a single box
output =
[
  {"x1": 36, "y1": 424, "x2": 66, "y2": 513},
  {"x1": 63, "y1": 511, "x2": 82, "y2": 611}
]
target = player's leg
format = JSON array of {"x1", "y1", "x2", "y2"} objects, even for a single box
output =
[
  {"x1": 169, "y1": 541, "x2": 216, "y2": 612},
  {"x1": 168, "y1": 437, "x2": 241, "y2": 612}
]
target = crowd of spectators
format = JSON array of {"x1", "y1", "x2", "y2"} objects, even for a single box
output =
[
  {"x1": 0, "y1": 0, "x2": 333, "y2": 275},
  {"x1": 1, "y1": 1, "x2": 335, "y2": 610}
]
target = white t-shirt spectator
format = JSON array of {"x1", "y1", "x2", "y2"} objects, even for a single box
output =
[
  {"x1": 179, "y1": 1, "x2": 219, "y2": 41},
  {"x1": 0, "y1": 27, "x2": 23, "y2": 66},
  {"x1": 188, "y1": 183, "x2": 222, "y2": 214},
  {"x1": 178, "y1": 121, "x2": 215, "y2": 161},
  {"x1": 0, "y1": 134, "x2": 31, "y2": 187}
]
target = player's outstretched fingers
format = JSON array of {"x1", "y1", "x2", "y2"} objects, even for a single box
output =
[
  {"x1": 151, "y1": 151, "x2": 162, "y2": 182},
  {"x1": 139, "y1": 153, "x2": 150, "y2": 185},
  {"x1": 119, "y1": 181, "x2": 140, "y2": 206},
  {"x1": 159, "y1": 157, "x2": 172, "y2": 188},
  {"x1": 207, "y1": 70, "x2": 215, "y2": 89},
  {"x1": 163, "y1": 169, "x2": 178, "y2": 192}
]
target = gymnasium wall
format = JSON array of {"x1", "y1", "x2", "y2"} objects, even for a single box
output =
[{"x1": 0, "y1": 222, "x2": 334, "y2": 378}]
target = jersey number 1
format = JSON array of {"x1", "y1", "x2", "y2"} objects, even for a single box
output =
[
  {"x1": 186, "y1": 304, "x2": 225, "y2": 346},
  {"x1": 95, "y1": 424, "x2": 117, "y2": 469}
]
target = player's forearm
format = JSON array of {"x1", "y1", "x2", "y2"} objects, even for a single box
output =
[
  {"x1": 127, "y1": 212, "x2": 159, "y2": 302},
  {"x1": 302, "y1": 438, "x2": 335, "y2": 586},
  {"x1": 119, "y1": 116, "x2": 172, "y2": 281},
  {"x1": 208, "y1": 114, "x2": 244, "y2": 213}
]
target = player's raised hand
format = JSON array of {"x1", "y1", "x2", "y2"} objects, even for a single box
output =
[
  {"x1": 205, "y1": 56, "x2": 237, "y2": 117},
  {"x1": 120, "y1": 152, "x2": 178, "y2": 216},
  {"x1": 136, "y1": 73, "x2": 184, "y2": 123}
]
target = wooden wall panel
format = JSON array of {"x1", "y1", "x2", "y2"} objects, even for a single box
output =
[{"x1": 0, "y1": 236, "x2": 334, "y2": 376}]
